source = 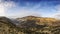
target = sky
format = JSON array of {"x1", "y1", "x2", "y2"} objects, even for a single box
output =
[{"x1": 0, "y1": 0, "x2": 60, "y2": 18}]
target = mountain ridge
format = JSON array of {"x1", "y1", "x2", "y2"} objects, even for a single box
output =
[{"x1": 16, "y1": 16, "x2": 59, "y2": 26}]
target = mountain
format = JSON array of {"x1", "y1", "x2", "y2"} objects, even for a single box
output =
[
  {"x1": 16, "y1": 16, "x2": 60, "y2": 34},
  {"x1": 17, "y1": 16, "x2": 60, "y2": 26},
  {"x1": 0, "y1": 16, "x2": 60, "y2": 34}
]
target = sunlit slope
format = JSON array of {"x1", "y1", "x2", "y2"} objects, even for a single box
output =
[
  {"x1": 17, "y1": 16, "x2": 59, "y2": 26},
  {"x1": 16, "y1": 16, "x2": 60, "y2": 34}
]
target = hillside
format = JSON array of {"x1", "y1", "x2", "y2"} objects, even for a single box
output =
[
  {"x1": 0, "y1": 16, "x2": 60, "y2": 34},
  {"x1": 17, "y1": 16, "x2": 60, "y2": 26},
  {"x1": 16, "y1": 16, "x2": 60, "y2": 34},
  {"x1": 0, "y1": 17, "x2": 24, "y2": 34}
]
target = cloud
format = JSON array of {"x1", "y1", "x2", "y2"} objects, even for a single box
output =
[
  {"x1": 6, "y1": 1, "x2": 56, "y2": 18},
  {"x1": 5, "y1": 1, "x2": 60, "y2": 18},
  {"x1": 53, "y1": 5, "x2": 60, "y2": 19},
  {"x1": 0, "y1": 0, "x2": 16, "y2": 16}
]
